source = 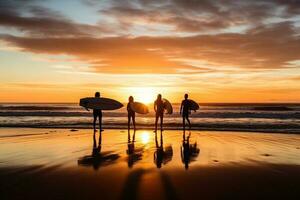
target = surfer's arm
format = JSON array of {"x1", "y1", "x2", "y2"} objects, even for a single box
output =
[
  {"x1": 154, "y1": 101, "x2": 157, "y2": 112},
  {"x1": 84, "y1": 107, "x2": 89, "y2": 111}
]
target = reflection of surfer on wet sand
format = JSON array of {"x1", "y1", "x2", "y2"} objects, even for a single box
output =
[
  {"x1": 154, "y1": 131, "x2": 173, "y2": 168},
  {"x1": 78, "y1": 130, "x2": 120, "y2": 170},
  {"x1": 92, "y1": 129, "x2": 101, "y2": 156},
  {"x1": 126, "y1": 130, "x2": 143, "y2": 168},
  {"x1": 181, "y1": 131, "x2": 200, "y2": 170}
]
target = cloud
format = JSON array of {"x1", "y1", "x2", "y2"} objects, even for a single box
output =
[
  {"x1": 0, "y1": 1, "x2": 109, "y2": 37},
  {"x1": 0, "y1": 12, "x2": 108, "y2": 37},
  {"x1": 1, "y1": 0, "x2": 300, "y2": 37},
  {"x1": 0, "y1": 0, "x2": 299, "y2": 74},
  {"x1": 98, "y1": 0, "x2": 300, "y2": 33},
  {"x1": 274, "y1": 0, "x2": 300, "y2": 15},
  {"x1": 1, "y1": 21, "x2": 300, "y2": 74}
]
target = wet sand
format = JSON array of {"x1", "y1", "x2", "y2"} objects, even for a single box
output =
[{"x1": 0, "y1": 128, "x2": 299, "y2": 199}]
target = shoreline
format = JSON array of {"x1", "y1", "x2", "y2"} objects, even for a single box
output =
[{"x1": 0, "y1": 125, "x2": 299, "y2": 135}]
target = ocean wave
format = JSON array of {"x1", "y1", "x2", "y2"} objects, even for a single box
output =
[
  {"x1": 0, "y1": 105, "x2": 76, "y2": 110},
  {"x1": 1, "y1": 103, "x2": 300, "y2": 111},
  {"x1": 1, "y1": 103, "x2": 300, "y2": 133},
  {"x1": 0, "y1": 111, "x2": 299, "y2": 119}
]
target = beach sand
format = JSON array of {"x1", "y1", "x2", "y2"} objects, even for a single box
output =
[{"x1": 0, "y1": 128, "x2": 299, "y2": 199}]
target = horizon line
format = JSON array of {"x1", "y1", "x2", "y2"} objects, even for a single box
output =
[{"x1": 1, "y1": 102, "x2": 300, "y2": 104}]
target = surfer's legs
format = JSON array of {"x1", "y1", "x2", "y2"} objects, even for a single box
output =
[
  {"x1": 132, "y1": 115, "x2": 136, "y2": 130},
  {"x1": 186, "y1": 116, "x2": 191, "y2": 130},
  {"x1": 155, "y1": 114, "x2": 159, "y2": 132},
  {"x1": 160, "y1": 114, "x2": 163, "y2": 132},
  {"x1": 127, "y1": 115, "x2": 131, "y2": 131},
  {"x1": 128, "y1": 114, "x2": 136, "y2": 131},
  {"x1": 98, "y1": 115, "x2": 102, "y2": 132},
  {"x1": 182, "y1": 117, "x2": 186, "y2": 131},
  {"x1": 93, "y1": 115, "x2": 97, "y2": 131}
]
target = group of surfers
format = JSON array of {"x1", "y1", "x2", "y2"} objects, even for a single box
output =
[{"x1": 86, "y1": 92, "x2": 194, "y2": 133}]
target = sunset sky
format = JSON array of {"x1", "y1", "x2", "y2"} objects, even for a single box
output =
[{"x1": 0, "y1": 0, "x2": 300, "y2": 103}]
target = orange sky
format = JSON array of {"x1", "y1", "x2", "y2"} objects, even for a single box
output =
[{"x1": 0, "y1": 0, "x2": 300, "y2": 103}]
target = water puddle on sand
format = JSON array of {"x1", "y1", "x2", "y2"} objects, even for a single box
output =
[{"x1": 0, "y1": 128, "x2": 299, "y2": 170}]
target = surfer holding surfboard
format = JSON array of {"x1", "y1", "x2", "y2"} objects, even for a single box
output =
[
  {"x1": 127, "y1": 96, "x2": 149, "y2": 131},
  {"x1": 80, "y1": 92, "x2": 123, "y2": 133},
  {"x1": 180, "y1": 94, "x2": 199, "y2": 131},
  {"x1": 154, "y1": 94, "x2": 165, "y2": 132},
  {"x1": 90, "y1": 92, "x2": 102, "y2": 132},
  {"x1": 180, "y1": 94, "x2": 191, "y2": 131},
  {"x1": 127, "y1": 96, "x2": 136, "y2": 131}
]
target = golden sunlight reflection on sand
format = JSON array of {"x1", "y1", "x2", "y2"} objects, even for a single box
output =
[
  {"x1": 0, "y1": 129, "x2": 300, "y2": 170},
  {"x1": 140, "y1": 131, "x2": 151, "y2": 145}
]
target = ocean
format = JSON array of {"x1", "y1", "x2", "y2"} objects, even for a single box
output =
[{"x1": 0, "y1": 103, "x2": 299, "y2": 133}]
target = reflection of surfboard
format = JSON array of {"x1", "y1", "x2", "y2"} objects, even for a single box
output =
[
  {"x1": 189, "y1": 100, "x2": 199, "y2": 111},
  {"x1": 80, "y1": 97, "x2": 123, "y2": 110},
  {"x1": 163, "y1": 98, "x2": 173, "y2": 114},
  {"x1": 130, "y1": 102, "x2": 149, "y2": 114}
]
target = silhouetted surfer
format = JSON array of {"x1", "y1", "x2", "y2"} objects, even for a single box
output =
[
  {"x1": 127, "y1": 96, "x2": 136, "y2": 131},
  {"x1": 154, "y1": 94, "x2": 164, "y2": 132},
  {"x1": 85, "y1": 92, "x2": 102, "y2": 132},
  {"x1": 180, "y1": 94, "x2": 191, "y2": 131}
]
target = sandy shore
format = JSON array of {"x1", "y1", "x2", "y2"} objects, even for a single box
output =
[{"x1": 0, "y1": 128, "x2": 299, "y2": 199}]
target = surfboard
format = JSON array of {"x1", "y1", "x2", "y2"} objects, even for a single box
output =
[
  {"x1": 189, "y1": 100, "x2": 199, "y2": 111},
  {"x1": 163, "y1": 98, "x2": 173, "y2": 114},
  {"x1": 130, "y1": 102, "x2": 149, "y2": 114},
  {"x1": 79, "y1": 97, "x2": 123, "y2": 110}
]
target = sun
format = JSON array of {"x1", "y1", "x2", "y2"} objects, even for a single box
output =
[{"x1": 125, "y1": 87, "x2": 156, "y2": 104}]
